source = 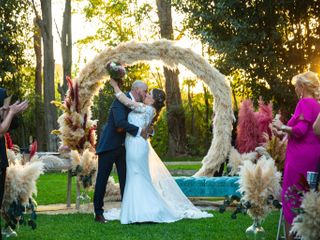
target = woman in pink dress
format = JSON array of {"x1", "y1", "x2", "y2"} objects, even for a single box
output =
[{"x1": 273, "y1": 71, "x2": 320, "y2": 240}]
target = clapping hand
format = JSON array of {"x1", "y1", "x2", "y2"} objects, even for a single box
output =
[
  {"x1": 9, "y1": 100, "x2": 29, "y2": 115},
  {"x1": 1, "y1": 100, "x2": 28, "y2": 120}
]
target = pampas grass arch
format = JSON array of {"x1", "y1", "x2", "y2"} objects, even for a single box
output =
[{"x1": 57, "y1": 40, "x2": 234, "y2": 176}]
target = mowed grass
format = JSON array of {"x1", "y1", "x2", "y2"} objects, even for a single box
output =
[
  {"x1": 162, "y1": 156, "x2": 202, "y2": 162},
  {"x1": 8, "y1": 211, "x2": 280, "y2": 240},
  {"x1": 35, "y1": 164, "x2": 198, "y2": 205},
  {"x1": 166, "y1": 164, "x2": 201, "y2": 171},
  {"x1": 35, "y1": 172, "x2": 116, "y2": 205}
]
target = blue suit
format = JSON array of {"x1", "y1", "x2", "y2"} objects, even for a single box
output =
[{"x1": 94, "y1": 93, "x2": 139, "y2": 216}]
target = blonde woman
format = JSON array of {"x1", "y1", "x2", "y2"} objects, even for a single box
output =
[{"x1": 273, "y1": 71, "x2": 320, "y2": 240}]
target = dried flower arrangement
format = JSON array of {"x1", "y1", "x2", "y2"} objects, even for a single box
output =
[
  {"x1": 238, "y1": 157, "x2": 282, "y2": 220},
  {"x1": 261, "y1": 132, "x2": 287, "y2": 173},
  {"x1": 291, "y1": 190, "x2": 320, "y2": 240},
  {"x1": 69, "y1": 149, "x2": 97, "y2": 189},
  {"x1": 227, "y1": 147, "x2": 257, "y2": 176},
  {"x1": 1, "y1": 151, "x2": 43, "y2": 232},
  {"x1": 236, "y1": 99, "x2": 273, "y2": 154},
  {"x1": 220, "y1": 157, "x2": 282, "y2": 222}
]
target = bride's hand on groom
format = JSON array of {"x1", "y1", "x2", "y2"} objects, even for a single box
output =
[{"x1": 141, "y1": 125, "x2": 154, "y2": 140}]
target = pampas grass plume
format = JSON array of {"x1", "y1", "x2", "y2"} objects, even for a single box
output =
[
  {"x1": 291, "y1": 191, "x2": 320, "y2": 240},
  {"x1": 236, "y1": 100, "x2": 260, "y2": 153},
  {"x1": 238, "y1": 157, "x2": 281, "y2": 220}
]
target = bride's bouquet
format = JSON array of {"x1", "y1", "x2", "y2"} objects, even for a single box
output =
[{"x1": 106, "y1": 62, "x2": 126, "y2": 85}]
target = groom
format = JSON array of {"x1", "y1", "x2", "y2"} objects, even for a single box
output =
[{"x1": 94, "y1": 80, "x2": 148, "y2": 223}]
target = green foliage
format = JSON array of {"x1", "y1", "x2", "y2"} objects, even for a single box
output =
[
  {"x1": 8, "y1": 67, "x2": 36, "y2": 147},
  {"x1": 182, "y1": 83, "x2": 213, "y2": 156},
  {"x1": 151, "y1": 110, "x2": 169, "y2": 156},
  {"x1": 174, "y1": 0, "x2": 320, "y2": 113},
  {"x1": 77, "y1": 0, "x2": 154, "y2": 47},
  {"x1": 0, "y1": 0, "x2": 32, "y2": 97}
]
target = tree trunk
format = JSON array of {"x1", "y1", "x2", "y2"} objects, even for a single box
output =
[
  {"x1": 203, "y1": 84, "x2": 211, "y2": 150},
  {"x1": 33, "y1": 17, "x2": 45, "y2": 151},
  {"x1": 60, "y1": 0, "x2": 72, "y2": 99},
  {"x1": 187, "y1": 84, "x2": 195, "y2": 135},
  {"x1": 156, "y1": 0, "x2": 187, "y2": 156},
  {"x1": 40, "y1": 0, "x2": 57, "y2": 151}
]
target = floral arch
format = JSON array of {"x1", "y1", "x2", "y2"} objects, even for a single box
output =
[{"x1": 55, "y1": 39, "x2": 234, "y2": 176}]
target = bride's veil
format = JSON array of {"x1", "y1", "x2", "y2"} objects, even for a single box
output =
[{"x1": 147, "y1": 141, "x2": 212, "y2": 218}]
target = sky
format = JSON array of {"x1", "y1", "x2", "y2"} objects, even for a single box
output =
[{"x1": 51, "y1": 0, "x2": 205, "y2": 92}]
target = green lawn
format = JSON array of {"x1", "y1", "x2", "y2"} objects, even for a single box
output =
[
  {"x1": 7, "y1": 211, "x2": 280, "y2": 240},
  {"x1": 166, "y1": 164, "x2": 201, "y2": 171},
  {"x1": 161, "y1": 156, "x2": 202, "y2": 162},
  {"x1": 35, "y1": 172, "x2": 93, "y2": 205},
  {"x1": 36, "y1": 172, "x2": 117, "y2": 205}
]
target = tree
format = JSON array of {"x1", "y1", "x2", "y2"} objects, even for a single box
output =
[
  {"x1": 175, "y1": 0, "x2": 320, "y2": 115},
  {"x1": 33, "y1": 0, "x2": 58, "y2": 151},
  {"x1": 156, "y1": 0, "x2": 187, "y2": 156},
  {"x1": 59, "y1": 0, "x2": 72, "y2": 98},
  {"x1": 33, "y1": 17, "x2": 45, "y2": 150}
]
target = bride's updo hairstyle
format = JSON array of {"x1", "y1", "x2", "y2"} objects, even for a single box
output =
[{"x1": 151, "y1": 88, "x2": 166, "y2": 124}]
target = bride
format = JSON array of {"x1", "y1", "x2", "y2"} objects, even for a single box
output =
[{"x1": 105, "y1": 78, "x2": 212, "y2": 224}]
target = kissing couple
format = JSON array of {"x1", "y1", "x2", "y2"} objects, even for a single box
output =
[{"x1": 93, "y1": 78, "x2": 212, "y2": 224}]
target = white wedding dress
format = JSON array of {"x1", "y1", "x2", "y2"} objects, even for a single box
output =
[{"x1": 104, "y1": 92, "x2": 212, "y2": 224}]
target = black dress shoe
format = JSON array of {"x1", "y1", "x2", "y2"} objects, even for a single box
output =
[{"x1": 95, "y1": 215, "x2": 108, "y2": 223}]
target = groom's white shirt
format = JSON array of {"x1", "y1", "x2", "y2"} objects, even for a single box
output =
[{"x1": 129, "y1": 91, "x2": 142, "y2": 137}]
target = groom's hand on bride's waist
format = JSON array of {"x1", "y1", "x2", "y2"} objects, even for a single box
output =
[
  {"x1": 147, "y1": 125, "x2": 154, "y2": 137},
  {"x1": 141, "y1": 127, "x2": 148, "y2": 140},
  {"x1": 140, "y1": 125, "x2": 154, "y2": 140}
]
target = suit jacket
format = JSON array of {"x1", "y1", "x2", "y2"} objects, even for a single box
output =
[{"x1": 96, "y1": 93, "x2": 139, "y2": 154}]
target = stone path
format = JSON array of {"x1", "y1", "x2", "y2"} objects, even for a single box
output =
[
  {"x1": 37, "y1": 202, "x2": 120, "y2": 215},
  {"x1": 37, "y1": 199, "x2": 220, "y2": 215}
]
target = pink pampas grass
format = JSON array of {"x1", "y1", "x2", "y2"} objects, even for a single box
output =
[
  {"x1": 236, "y1": 100, "x2": 260, "y2": 153},
  {"x1": 255, "y1": 99, "x2": 273, "y2": 143}
]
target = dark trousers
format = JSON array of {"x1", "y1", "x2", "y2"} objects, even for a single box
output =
[
  {"x1": 0, "y1": 167, "x2": 6, "y2": 210},
  {"x1": 93, "y1": 146, "x2": 126, "y2": 216}
]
